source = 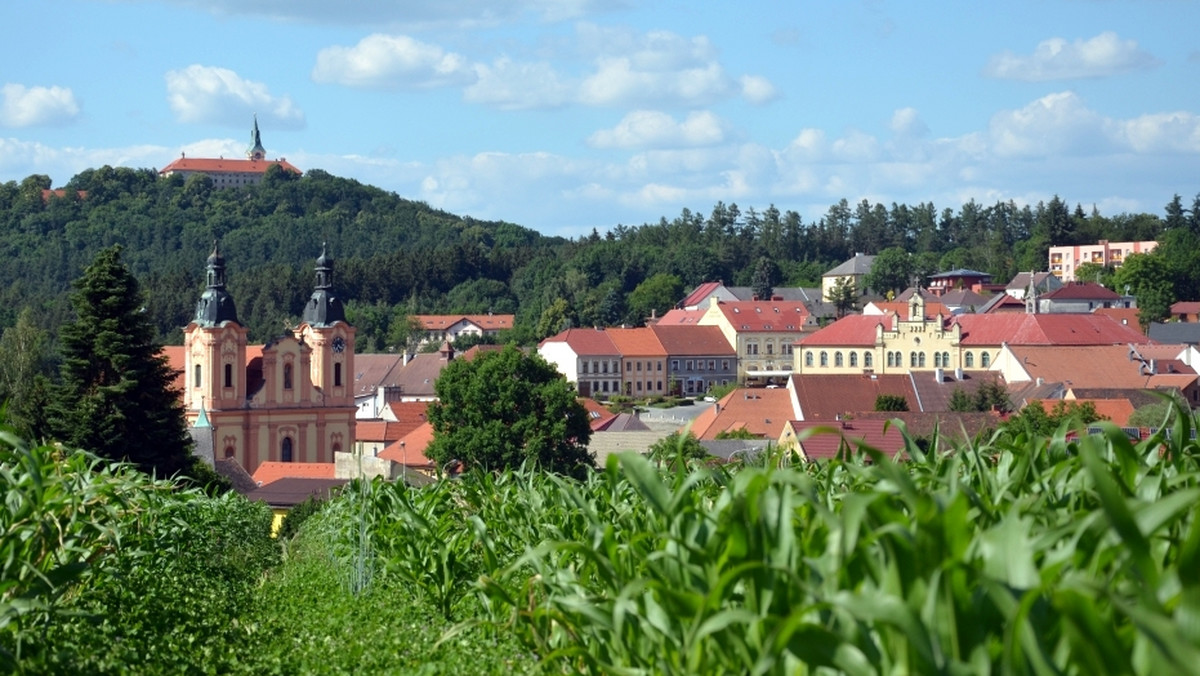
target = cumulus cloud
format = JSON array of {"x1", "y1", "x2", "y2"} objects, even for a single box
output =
[
  {"x1": 987, "y1": 91, "x2": 1113, "y2": 157},
  {"x1": 312, "y1": 34, "x2": 475, "y2": 89},
  {"x1": 984, "y1": 31, "x2": 1160, "y2": 81},
  {"x1": 165, "y1": 65, "x2": 304, "y2": 128},
  {"x1": 587, "y1": 110, "x2": 728, "y2": 149},
  {"x1": 464, "y1": 57, "x2": 572, "y2": 109},
  {"x1": 739, "y1": 75, "x2": 777, "y2": 105},
  {"x1": 0, "y1": 84, "x2": 80, "y2": 127},
  {"x1": 889, "y1": 107, "x2": 928, "y2": 138}
]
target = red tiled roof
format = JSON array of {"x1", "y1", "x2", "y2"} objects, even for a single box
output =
[
  {"x1": 1092, "y1": 307, "x2": 1142, "y2": 330},
  {"x1": 539, "y1": 327, "x2": 620, "y2": 355},
  {"x1": 953, "y1": 313, "x2": 1152, "y2": 346},
  {"x1": 787, "y1": 419, "x2": 907, "y2": 461},
  {"x1": 159, "y1": 157, "x2": 302, "y2": 176},
  {"x1": 790, "y1": 373, "x2": 917, "y2": 420},
  {"x1": 413, "y1": 314, "x2": 515, "y2": 331},
  {"x1": 378, "y1": 423, "x2": 435, "y2": 466},
  {"x1": 689, "y1": 388, "x2": 797, "y2": 440},
  {"x1": 356, "y1": 420, "x2": 415, "y2": 443},
  {"x1": 579, "y1": 398, "x2": 618, "y2": 430},
  {"x1": 162, "y1": 345, "x2": 186, "y2": 394},
  {"x1": 1171, "y1": 301, "x2": 1200, "y2": 314},
  {"x1": 1007, "y1": 344, "x2": 1192, "y2": 390},
  {"x1": 252, "y1": 461, "x2": 336, "y2": 486},
  {"x1": 651, "y1": 325, "x2": 734, "y2": 356},
  {"x1": 1042, "y1": 282, "x2": 1121, "y2": 300},
  {"x1": 1030, "y1": 398, "x2": 1135, "y2": 426},
  {"x1": 654, "y1": 309, "x2": 707, "y2": 325},
  {"x1": 716, "y1": 300, "x2": 810, "y2": 332},
  {"x1": 867, "y1": 301, "x2": 951, "y2": 319},
  {"x1": 606, "y1": 327, "x2": 667, "y2": 357},
  {"x1": 681, "y1": 282, "x2": 723, "y2": 308},
  {"x1": 797, "y1": 315, "x2": 890, "y2": 347}
]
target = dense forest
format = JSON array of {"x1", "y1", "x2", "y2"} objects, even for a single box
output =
[{"x1": 2, "y1": 166, "x2": 1199, "y2": 351}]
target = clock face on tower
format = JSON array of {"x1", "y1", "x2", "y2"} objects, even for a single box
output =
[{"x1": 332, "y1": 336, "x2": 346, "y2": 354}]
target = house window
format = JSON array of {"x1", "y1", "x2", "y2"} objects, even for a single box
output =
[
  {"x1": 820, "y1": 351, "x2": 829, "y2": 367},
  {"x1": 224, "y1": 363, "x2": 233, "y2": 388},
  {"x1": 766, "y1": 342, "x2": 774, "y2": 355},
  {"x1": 194, "y1": 363, "x2": 202, "y2": 389},
  {"x1": 284, "y1": 363, "x2": 293, "y2": 390},
  {"x1": 934, "y1": 352, "x2": 942, "y2": 367},
  {"x1": 708, "y1": 360, "x2": 716, "y2": 370},
  {"x1": 636, "y1": 361, "x2": 642, "y2": 372},
  {"x1": 965, "y1": 352, "x2": 974, "y2": 368},
  {"x1": 886, "y1": 352, "x2": 894, "y2": 368},
  {"x1": 672, "y1": 359, "x2": 679, "y2": 370},
  {"x1": 918, "y1": 352, "x2": 926, "y2": 367},
  {"x1": 686, "y1": 359, "x2": 694, "y2": 370},
  {"x1": 910, "y1": 352, "x2": 918, "y2": 368},
  {"x1": 636, "y1": 381, "x2": 642, "y2": 392},
  {"x1": 864, "y1": 352, "x2": 873, "y2": 368},
  {"x1": 747, "y1": 342, "x2": 759, "y2": 355},
  {"x1": 835, "y1": 352, "x2": 844, "y2": 367},
  {"x1": 849, "y1": 352, "x2": 858, "y2": 367},
  {"x1": 782, "y1": 344, "x2": 792, "y2": 355},
  {"x1": 805, "y1": 352, "x2": 813, "y2": 367},
  {"x1": 941, "y1": 352, "x2": 950, "y2": 368},
  {"x1": 981, "y1": 352, "x2": 991, "y2": 368},
  {"x1": 335, "y1": 363, "x2": 343, "y2": 387},
  {"x1": 657, "y1": 361, "x2": 662, "y2": 372},
  {"x1": 281, "y1": 437, "x2": 294, "y2": 463},
  {"x1": 657, "y1": 381, "x2": 663, "y2": 391}
]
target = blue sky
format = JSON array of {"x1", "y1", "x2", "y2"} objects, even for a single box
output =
[{"x1": 2, "y1": 0, "x2": 1199, "y2": 238}]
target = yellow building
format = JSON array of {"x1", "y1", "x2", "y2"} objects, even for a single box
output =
[{"x1": 698, "y1": 297, "x2": 815, "y2": 384}]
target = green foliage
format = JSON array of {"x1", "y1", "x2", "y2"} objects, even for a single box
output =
[
  {"x1": 948, "y1": 386, "x2": 974, "y2": 412},
  {"x1": 874, "y1": 393, "x2": 910, "y2": 411},
  {"x1": 46, "y1": 246, "x2": 199, "y2": 480},
  {"x1": 1127, "y1": 391, "x2": 1187, "y2": 429},
  {"x1": 750, "y1": 256, "x2": 775, "y2": 301},
  {"x1": 625, "y1": 273, "x2": 684, "y2": 325},
  {"x1": 864, "y1": 246, "x2": 914, "y2": 296},
  {"x1": 426, "y1": 345, "x2": 594, "y2": 478},
  {"x1": 1000, "y1": 399, "x2": 1106, "y2": 438},
  {"x1": 705, "y1": 381, "x2": 738, "y2": 401},
  {"x1": 825, "y1": 275, "x2": 858, "y2": 319},
  {"x1": 714, "y1": 426, "x2": 761, "y2": 440},
  {"x1": 277, "y1": 494, "x2": 327, "y2": 541},
  {"x1": 647, "y1": 431, "x2": 709, "y2": 465},
  {"x1": 950, "y1": 381, "x2": 1012, "y2": 413}
]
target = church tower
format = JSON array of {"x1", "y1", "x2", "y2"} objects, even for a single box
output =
[
  {"x1": 247, "y1": 114, "x2": 266, "y2": 161},
  {"x1": 295, "y1": 244, "x2": 355, "y2": 408},
  {"x1": 184, "y1": 242, "x2": 249, "y2": 414}
]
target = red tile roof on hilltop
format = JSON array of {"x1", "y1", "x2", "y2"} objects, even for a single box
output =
[
  {"x1": 159, "y1": 156, "x2": 302, "y2": 176},
  {"x1": 715, "y1": 300, "x2": 811, "y2": 332},
  {"x1": 414, "y1": 314, "x2": 515, "y2": 331},
  {"x1": 953, "y1": 313, "x2": 1153, "y2": 346}
]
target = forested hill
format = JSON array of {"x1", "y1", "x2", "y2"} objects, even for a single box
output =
[{"x1": 1, "y1": 166, "x2": 1196, "y2": 349}]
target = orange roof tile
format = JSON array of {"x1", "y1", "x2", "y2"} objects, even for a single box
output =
[
  {"x1": 867, "y1": 301, "x2": 951, "y2": 318},
  {"x1": 953, "y1": 313, "x2": 1153, "y2": 346},
  {"x1": 654, "y1": 309, "x2": 707, "y2": 325},
  {"x1": 786, "y1": 419, "x2": 907, "y2": 460},
  {"x1": 356, "y1": 420, "x2": 415, "y2": 443},
  {"x1": 717, "y1": 300, "x2": 810, "y2": 332},
  {"x1": 606, "y1": 327, "x2": 667, "y2": 357},
  {"x1": 413, "y1": 314, "x2": 515, "y2": 331},
  {"x1": 252, "y1": 461, "x2": 336, "y2": 486},
  {"x1": 651, "y1": 325, "x2": 734, "y2": 356},
  {"x1": 1031, "y1": 398, "x2": 1135, "y2": 426},
  {"x1": 798, "y1": 315, "x2": 891, "y2": 347},
  {"x1": 1008, "y1": 344, "x2": 1192, "y2": 390},
  {"x1": 378, "y1": 423, "x2": 435, "y2": 466},
  {"x1": 690, "y1": 388, "x2": 797, "y2": 440},
  {"x1": 539, "y1": 327, "x2": 620, "y2": 355}
]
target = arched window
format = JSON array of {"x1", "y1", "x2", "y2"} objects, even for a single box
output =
[
  {"x1": 805, "y1": 351, "x2": 813, "y2": 367},
  {"x1": 835, "y1": 352, "x2": 844, "y2": 367},
  {"x1": 934, "y1": 352, "x2": 943, "y2": 367},
  {"x1": 283, "y1": 363, "x2": 293, "y2": 390},
  {"x1": 224, "y1": 363, "x2": 233, "y2": 388},
  {"x1": 965, "y1": 352, "x2": 974, "y2": 368},
  {"x1": 194, "y1": 363, "x2": 202, "y2": 389},
  {"x1": 224, "y1": 446, "x2": 235, "y2": 459},
  {"x1": 332, "y1": 442, "x2": 342, "y2": 455},
  {"x1": 864, "y1": 352, "x2": 873, "y2": 368},
  {"x1": 918, "y1": 352, "x2": 926, "y2": 367},
  {"x1": 886, "y1": 352, "x2": 894, "y2": 367},
  {"x1": 910, "y1": 352, "x2": 918, "y2": 368},
  {"x1": 334, "y1": 363, "x2": 343, "y2": 387},
  {"x1": 849, "y1": 352, "x2": 858, "y2": 367},
  {"x1": 942, "y1": 352, "x2": 950, "y2": 368},
  {"x1": 281, "y1": 437, "x2": 294, "y2": 462},
  {"x1": 820, "y1": 351, "x2": 828, "y2": 367},
  {"x1": 981, "y1": 352, "x2": 991, "y2": 368}
]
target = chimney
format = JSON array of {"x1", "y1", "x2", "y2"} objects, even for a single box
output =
[
  {"x1": 934, "y1": 367, "x2": 944, "y2": 384},
  {"x1": 955, "y1": 367, "x2": 964, "y2": 380},
  {"x1": 1036, "y1": 377, "x2": 1044, "y2": 386},
  {"x1": 1150, "y1": 359, "x2": 1157, "y2": 374}
]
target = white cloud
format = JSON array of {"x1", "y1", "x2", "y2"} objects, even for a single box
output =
[
  {"x1": 984, "y1": 31, "x2": 1159, "y2": 81},
  {"x1": 587, "y1": 110, "x2": 727, "y2": 149},
  {"x1": 739, "y1": 75, "x2": 777, "y2": 105},
  {"x1": 464, "y1": 57, "x2": 572, "y2": 109},
  {"x1": 165, "y1": 65, "x2": 304, "y2": 129},
  {"x1": 0, "y1": 84, "x2": 80, "y2": 128},
  {"x1": 889, "y1": 107, "x2": 928, "y2": 138},
  {"x1": 312, "y1": 34, "x2": 475, "y2": 89},
  {"x1": 153, "y1": 0, "x2": 615, "y2": 27},
  {"x1": 987, "y1": 91, "x2": 1112, "y2": 157}
]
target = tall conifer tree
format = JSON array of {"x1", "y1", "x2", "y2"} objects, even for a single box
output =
[{"x1": 48, "y1": 245, "x2": 196, "y2": 477}]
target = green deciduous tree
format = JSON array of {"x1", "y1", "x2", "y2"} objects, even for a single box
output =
[
  {"x1": 875, "y1": 394, "x2": 909, "y2": 412},
  {"x1": 47, "y1": 246, "x2": 198, "y2": 478},
  {"x1": 0, "y1": 308, "x2": 54, "y2": 438},
  {"x1": 864, "y1": 247, "x2": 914, "y2": 297},
  {"x1": 425, "y1": 345, "x2": 594, "y2": 478},
  {"x1": 825, "y1": 276, "x2": 858, "y2": 319},
  {"x1": 625, "y1": 273, "x2": 683, "y2": 325},
  {"x1": 1113, "y1": 253, "x2": 1174, "y2": 329}
]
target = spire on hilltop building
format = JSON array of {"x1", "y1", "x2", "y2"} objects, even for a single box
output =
[
  {"x1": 247, "y1": 114, "x2": 266, "y2": 161},
  {"x1": 194, "y1": 240, "x2": 240, "y2": 326},
  {"x1": 302, "y1": 243, "x2": 347, "y2": 327}
]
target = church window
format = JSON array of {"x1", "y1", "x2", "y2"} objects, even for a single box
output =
[
  {"x1": 224, "y1": 363, "x2": 233, "y2": 388},
  {"x1": 849, "y1": 352, "x2": 858, "y2": 367},
  {"x1": 224, "y1": 446, "x2": 235, "y2": 459},
  {"x1": 332, "y1": 442, "x2": 342, "y2": 455},
  {"x1": 194, "y1": 364, "x2": 202, "y2": 389},
  {"x1": 820, "y1": 351, "x2": 828, "y2": 367},
  {"x1": 864, "y1": 352, "x2": 873, "y2": 368},
  {"x1": 918, "y1": 352, "x2": 926, "y2": 367},
  {"x1": 981, "y1": 352, "x2": 991, "y2": 368},
  {"x1": 910, "y1": 352, "x2": 918, "y2": 368},
  {"x1": 284, "y1": 363, "x2": 293, "y2": 389},
  {"x1": 965, "y1": 352, "x2": 974, "y2": 368},
  {"x1": 281, "y1": 437, "x2": 294, "y2": 463},
  {"x1": 942, "y1": 352, "x2": 950, "y2": 368},
  {"x1": 934, "y1": 352, "x2": 942, "y2": 368},
  {"x1": 335, "y1": 363, "x2": 343, "y2": 387},
  {"x1": 886, "y1": 352, "x2": 894, "y2": 368},
  {"x1": 835, "y1": 352, "x2": 844, "y2": 367},
  {"x1": 805, "y1": 352, "x2": 813, "y2": 367}
]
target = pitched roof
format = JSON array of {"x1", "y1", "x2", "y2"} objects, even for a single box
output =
[
  {"x1": 357, "y1": 420, "x2": 419, "y2": 444},
  {"x1": 786, "y1": 419, "x2": 907, "y2": 461},
  {"x1": 929, "y1": 269, "x2": 992, "y2": 280},
  {"x1": 689, "y1": 388, "x2": 798, "y2": 440},
  {"x1": 606, "y1": 327, "x2": 667, "y2": 357},
  {"x1": 1092, "y1": 307, "x2": 1141, "y2": 330},
  {"x1": 596, "y1": 412, "x2": 653, "y2": 432},
  {"x1": 162, "y1": 345, "x2": 186, "y2": 394},
  {"x1": 937, "y1": 289, "x2": 990, "y2": 310},
  {"x1": 953, "y1": 313, "x2": 1153, "y2": 346},
  {"x1": 579, "y1": 398, "x2": 618, "y2": 430},
  {"x1": 214, "y1": 457, "x2": 259, "y2": 495},
  {"x1": 247, "y1": 478, "x2": 347, "y2": 508},
  {"x1": 1171, "y1": 301, "x2": 1200, "y2": 315},
  {"x1": 865, "y1": 300, "x2": 951, "y2": 319},
  {"x1": 680, "y1": 281, "x2": 724, "y2": 308},
  {"x1": 1042, "y1": 282, "x2": 1121, "y2": 300},
  {"x1": 353, "y1": 353, "x2": 406, "y2": 398},
  {"x1": 853, "y1": 411, "x2": 1001, "y2": 447},
  {"x1": 981, "y1": 293, "x2": 1027, "y2": 313},
  {"x1": 825, "y1": 253, "x2": 875, "y2": 276},
  {"x1": 1029, "y1": 398, "x2": 1135, "y2": 426},
  {"x1": 653, "y1": 309, "x2": 708, "y2": 326},
  {"x1": 790, "y1": 373, "x2": 917, "y2": 420},
  {"x1": 390, "y1": 352, "x2": 453, "y2": 397},
  {"x1": 539, "y1": 327, "x2": 620, "y2": 355},
  {"x1": 378, "y1": 423, "x2": 435, "y2": 467},
  {"x1": 159, "y1": 156, "x2": 302, "y2": 176},
  {"x1": 715, "y1": 300, "x2": 811, "y2": 332},
  {"x1": 1006, "y1": 344, "x2": 1192, "y2": 390},
  {"x1": 413, "y1": 314, "x2": 515, "y2": 332},
  {"x1": 1149, "y1": 322, "x2": 1200, "y2": 345},
  {"x1": 797, "y1": 314, "x2": 889, "y2": 347},
  {"x1": 1006, "y1": 271, "x2": 1059, "y2": 291},
  {"x1": 252, "y1": 461, "x2": 336, "y2": 486},
  {"x1": 651, "y1": 325, "x2": 734, "y2": 356},
  {"x1": 909, "y1": 371, "x2": 1007, "y2": 413}
]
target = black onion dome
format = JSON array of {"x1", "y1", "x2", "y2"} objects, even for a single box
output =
[
  {"x1": 194, "y1": 241, "x2": 240, "y2": 326},
  {"x1": 302, "y1": 244, "x2": 347, "y2": 327}
]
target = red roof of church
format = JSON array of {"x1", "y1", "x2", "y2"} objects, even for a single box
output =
[{"x1": 159, "y1": 157, "x2": 302, "y2": 176}]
